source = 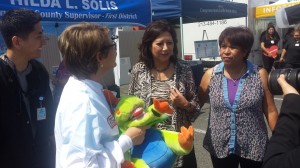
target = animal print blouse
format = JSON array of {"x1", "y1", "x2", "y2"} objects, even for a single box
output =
[{"x1": 128, "y1": 60, "x2": 201, "y2": 131}]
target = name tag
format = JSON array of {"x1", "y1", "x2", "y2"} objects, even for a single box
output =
[
  {"x1": 37, "y1": 107, "x2": 46, "y2": 120},
  {"x1": 295, "y1": 43, "x2": 299, "y2": 47}
]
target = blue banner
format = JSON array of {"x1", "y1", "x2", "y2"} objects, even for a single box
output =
[
  {"x1": 0, "y1": 36, "x2": 5, "y2": 55},
  {"x1": 151, "y1": 0, "x2": 181, "y2": 21},
  {"x1": 0, "y1": 0, "x2": 151, "y2": 27},
  {"x1": 151, "y1": 0, "x2": 247, "y2": 23},
  {"x1": 182, "y1": 0, "x2": 247, "y2": 23}
]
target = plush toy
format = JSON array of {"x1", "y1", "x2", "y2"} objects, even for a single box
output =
[{"x1": 114, "y1": 95, "x2": 194, "y2": 168}]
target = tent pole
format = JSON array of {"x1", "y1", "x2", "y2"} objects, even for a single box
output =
[
  {"x1": 180, "y1": 17, "x2": 184, "y2": 60},
  {"x1": 114, "y1": 27, "x2": 120, "y2": 86}
]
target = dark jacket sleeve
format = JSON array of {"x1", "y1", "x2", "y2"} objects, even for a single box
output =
[
  {"x1": 262, "y1": 94, "x2": 300, "y2": 168},
  {"x1": 180, "y1": 62, "x2": 201, "y2": 122}
]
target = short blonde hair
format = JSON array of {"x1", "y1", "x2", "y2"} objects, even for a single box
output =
[{"x1": 58, "y1": 22, "x2": 110, "y2": 79}]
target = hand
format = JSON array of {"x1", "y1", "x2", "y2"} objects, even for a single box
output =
[
  {"x1": 279, "y1": 57, "x2": 284, "y2": 62},
  {"x1": 277, "y1": 74, "x2": 299, "y2": 96},
  {"x1": 170, "y1": 87, "x2": 189, "y2": 109},
  {"x1": 268, "y1": 52, "x2": 273, "y2": 57},
  {"x1": 124, "y1": 126, "x2": 150, "y2": 146}
]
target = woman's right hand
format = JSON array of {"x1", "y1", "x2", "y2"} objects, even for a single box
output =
[
  {"x1": 268, "y1": 53, "x2": 273, "y2": 57},
  {"x1": 125, "y1": 126, "x2": 150, "y2": 145},
  {"x1": 279, "y1": 57, "x2": 284, "y2": 62},
  {"x1": 277, "y1": 74, "x2": 299, "y2": 96}
]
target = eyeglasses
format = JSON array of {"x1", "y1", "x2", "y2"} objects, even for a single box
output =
[
  {"x1": 102, "y1": 41, "x2": 117, "y2": 51},
  {"x1": 111, "y1": 35, "x2": 118, "y2": 40}
]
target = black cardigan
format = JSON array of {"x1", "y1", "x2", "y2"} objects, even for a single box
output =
[
  {"x1": 263, "y1": 94, "x2": 300, "y2": 168},
  {"x1": 0, "y1": 59, "x2": 55, "y2": 168}
]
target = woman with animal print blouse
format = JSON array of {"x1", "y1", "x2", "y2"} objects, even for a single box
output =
[{"x1": 128, "y1": 20, "x2": 201, "y2": 168}]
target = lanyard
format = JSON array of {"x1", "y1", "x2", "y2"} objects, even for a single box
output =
[{"x1": 3, "y1": 55, "x2": 28, "y2": 95}]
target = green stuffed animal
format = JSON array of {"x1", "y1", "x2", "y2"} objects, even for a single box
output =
[{"x1": 114, "y1": 95, "x2": 194, "y2": 168}]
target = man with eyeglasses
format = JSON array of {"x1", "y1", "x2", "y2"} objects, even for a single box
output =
[{"x1": 0, "y1": 8, "x2": 55, "y2": 168}]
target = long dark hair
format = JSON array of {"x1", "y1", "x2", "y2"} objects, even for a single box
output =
[
  {"x1": 138, "y1": 20, "x2": 178, "y2": 69},
  {"x1": 266, "y1": 25, "x2": 278, "y2": 41}
]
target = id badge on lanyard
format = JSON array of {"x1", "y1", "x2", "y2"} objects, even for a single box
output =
[{"x1": 37, "y1": 96, "x2": 46, "y2": 120}]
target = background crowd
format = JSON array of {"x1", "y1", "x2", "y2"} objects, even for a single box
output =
[{"x1": 260, "y1": 22, "x2": 300, "y2": 71}]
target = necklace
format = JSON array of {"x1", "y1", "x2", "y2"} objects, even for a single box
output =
[
  {"x1": 153, "y1": 62, "x2": 171, "y2": 72},
  {"x1": 229, "y1": 65, "x2": 245, "y2": 86}
]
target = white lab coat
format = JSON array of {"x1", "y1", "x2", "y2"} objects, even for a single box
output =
[{"x1": 55, "y1": 76, "x2": 131, "y2": 168}]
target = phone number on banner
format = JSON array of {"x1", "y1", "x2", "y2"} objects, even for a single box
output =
[{"x1": 198, "y1": 20, "x2": 227, "y2": 27}]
